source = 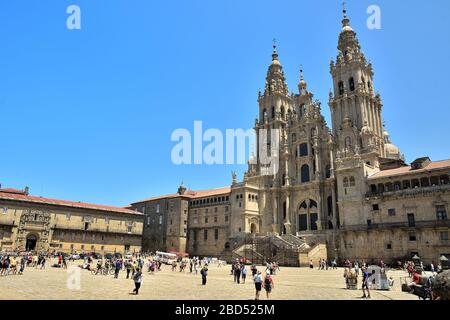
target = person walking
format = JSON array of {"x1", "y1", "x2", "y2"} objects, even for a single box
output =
[
  {"x1": 132, "y1": 268, "x2": 143, "y2": 295},
  {"x1": 235, "y1": 263, "x2": 241, "y2": 284},
  {"x1": 114, "y1": 259, "x2": 122, "y2": 279},
  {"x1": 200, "y1": 264, "x2": 208, "y2": 286},
  {"x1": 241, "y1": 265, "x2": 247, "y2": 284},
  {"x1": 361, "y1": 266, "x2": 371, "y2": 299},
  {"x1": 19, "y1": 255, "x2": 26, "y2": 275},
  {"x1": 263, "y1": 271, "x2": 274, "y2": 300},
  {"x1": 253, "y1": 271, "x2": 263, "y2": 300}
]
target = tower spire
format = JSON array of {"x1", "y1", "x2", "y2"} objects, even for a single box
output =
[{"x1": 272, "y1": 38, "x2": 278, "y2": 62}]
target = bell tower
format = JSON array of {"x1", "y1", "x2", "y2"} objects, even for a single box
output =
[{"x1": 328, "y1": 7, "x2": 385, "y2": 165}]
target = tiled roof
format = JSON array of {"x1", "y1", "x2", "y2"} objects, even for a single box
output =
[
  {"x1": 0, "y1": 192, "x2": 141, "y2": 215},
  {"x1": 132, "y1": 187, "x2": 231, "y2": 204},
  {"x1": 0, "y1": 188, "x2": 26, "y2": 195},
  {"x1": 368, "y1": 159, "x2": 450, "y2": 180}
]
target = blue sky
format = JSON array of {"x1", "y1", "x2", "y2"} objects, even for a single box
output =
[{"x1": 1, "y1": 0, "x2": 449, "y2": 207}]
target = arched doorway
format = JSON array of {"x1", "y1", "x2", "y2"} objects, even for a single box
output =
[
  {"x1": 250, "y1": 223, "x2": 257, "y2": 234},
  {"x1": 26, "y1": 234, "x2": 38, "y2": 251}
]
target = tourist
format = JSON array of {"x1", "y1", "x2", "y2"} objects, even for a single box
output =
[
  {"x1": 263, "y1": 271, "x2": 274, "y2": 299},
  {"x1": 200, "y1": 264, "x2": 208, "y2": 286},
  {"x1": 253, "y1": 271, "x2": 263, "y2": 300},
  {"x1": 132, "y1": 268, "x2": 143, "y2": 295},
  {"x1": 430, "y1": 262, "x2": 435, "y2": 274},
  {"x1": 241, "y1": 265, "x2": 247, "y2": 284},
  {"x1": 354, "y1": 261, "x2": 360, "y2": 276},
  {"x1": 9, "y1": 256, "x2": 17, "y2": 275},
  {"x1": 331, "y1": 258, "x2": 337, "y2": 269},
  {"x1": 309, "y1": 259, "x2": 314, "y2": 269},
  {"x1": 95, "y1": 259, "x2": 103, "y2": 275},
  {"x1": 40, "y1": 256, "x2": 46, "y2": 269},
  {"x1": 114, "y1": 259, "x2": 122, "y2": 279},
  {"x1": 408, "y1": 270, "x2": 422, "y2": 291},
  {"x1": 361, "y1": 266, "x2": 371, "y2": 299},
  {"x1": 235, "y1": 263, "x2": 241, "y2": 284},
  {"x1": 1, "y1": 256, "x2": 10, "y2": 276},
  {"x1": 19, "y1": 255, "x2": 26, "y2": 275},
  {"x1": 251, "y1": 264, "x2": 257, "y2": 277}
]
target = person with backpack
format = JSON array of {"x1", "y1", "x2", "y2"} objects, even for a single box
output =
[
  {"x1": 200, "y1": 264, "x2": 208, "y2": 286},
  {"x1": 263, "y1": 271, "x2": 274, "y2": 299},
  {"x1": 132, "y1": 268, "x2": 143, "y2": 295}
]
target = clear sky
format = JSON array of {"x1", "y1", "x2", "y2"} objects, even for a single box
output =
[{"x1": 1, "y1": 0, "x2": 449, "y2": 207}]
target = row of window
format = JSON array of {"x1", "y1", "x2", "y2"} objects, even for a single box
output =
[
  {"x1": 343, "y1": 176, "x2": 356, "y2": 188},
  {"x1": 369, "y1": 175, "x2": 450, "y2": 194},
  {"x1": 193, "y1": 206, "x2": 229, "y2": 214},
  {"x1": 337, "y1": 77, "x2": 371, "y2": 95},
  {"x1": 374, "y1": 206, "x2": 448, "y2": 221},
  {"x1": 191, "y1": 229, "x2": 220, "y2": 241},
  {"x1": 53, "y1": 231, "x2": 128, "y2": 241},
  {"x1": 192, "y1": 215, "x2": 229, "y2": 225},
  {"x1": 190, "y1": 196, "x2": 230, "y2": 207}
]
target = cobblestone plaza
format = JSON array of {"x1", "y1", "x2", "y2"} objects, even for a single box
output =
[{"x1": 0, "y1": 261, "x2": 416, "y2": 300}]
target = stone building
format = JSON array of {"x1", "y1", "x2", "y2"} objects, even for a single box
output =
[
  {"x1": 135, "y1": 8, "x2": 449, "y2": 265},
  {"x1": 0, "y1": 186, "x2": 143, "y2": 254}
]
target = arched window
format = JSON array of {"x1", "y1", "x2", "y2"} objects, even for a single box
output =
[
  {"x1": 349, "y1": 77, "x2": 355, "y2": 91},
  {"x1": 271, "y1": 106, "x2": 275, "y2": 119},
  {"x1": 338, "y1": 81, "x2": 344, "y2": 95},
  {"x1": 327, "y1": 196, "x2": 333, "y2": 216},
  {"x1": 349, "y1": 176, "x2": 355, "y2": 187},
  {"x1": 343, "y1": 177, "x2": 349, "y2": 188},
  {"x1": 345, "y1": 136, "x2": 352, "y2": 149},
  {"x1": 299, "y1": 104, "x2": 305, "y2": 117},
  {"x1": 325, "y1": 165, "x2": 331, "y2": 178},
  {"x1": 309, "y1": 200, "x2": 317, "y2": 208},
  {"x1": 301, "y1": 165, "x2": 310, "y2": 183},
  {"x1": 262, "y1": 109, "x2": 267, "y2": 122},
  {"x1": 299, "y1": 143, "x2": 308, "y2": 157}
]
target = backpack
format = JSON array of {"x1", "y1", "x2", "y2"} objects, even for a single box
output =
[{"x1": 265, "y1": 275, "x2": 271, "y2": 286}]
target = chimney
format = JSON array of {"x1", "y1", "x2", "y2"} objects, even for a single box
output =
[{"x1": 24, "y1": 186, "x2": 30, "y2": 196}]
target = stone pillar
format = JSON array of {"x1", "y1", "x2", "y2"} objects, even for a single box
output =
[
  {"x1": 284, "y1": 195, "x2": 291, "y2": 234},
  {"x1": 271, "y1": 193, "x2": 278, "y2": 234},
  {"x1": 306, "y1": 200, "x2": 311, "y2": 231}
]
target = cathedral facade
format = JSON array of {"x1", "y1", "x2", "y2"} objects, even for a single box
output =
[{"x1": 133, "y1": 11, "x2": 450, "y2": 265}]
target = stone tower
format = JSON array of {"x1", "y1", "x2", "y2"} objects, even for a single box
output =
[
  {"x1": 329, "y1": 8, "x2": 384, "y2": 166},
  {"x1": 329, "y1": 8, "x2": 395, "y2": 229}
]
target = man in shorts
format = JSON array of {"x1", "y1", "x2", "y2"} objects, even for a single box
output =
[
  {"x1": 253, "y1": 271, "x2": 263, "y2": 300},
  {"x1": 361, "y1": 266, "x2": 371, "y2": 299}
]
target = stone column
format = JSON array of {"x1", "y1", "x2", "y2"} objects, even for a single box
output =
[
  {"x1": 284, "y1": 195, "x2": 291, "y2": 234},
  {"x1": 271, "y1": 193, "x2": 278, "y2": 234}
]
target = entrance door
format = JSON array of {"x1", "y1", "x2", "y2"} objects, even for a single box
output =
[{"x1": 26, "y1": 234, "x2": 38, "y2": 251}]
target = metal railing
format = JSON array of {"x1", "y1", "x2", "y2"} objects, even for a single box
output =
[{"x1": 365, "y1": 184, "x2": 450, "y2": 198}]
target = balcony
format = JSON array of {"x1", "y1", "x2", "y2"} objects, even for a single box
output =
[
  {"x1": 51, "y1": 224, "x2": 142, "y2": 236},
  {"x1": 341, "y1": 219, "x2": 450, "y2": 232},
  {"x1": 365, "y1": 184, "x2": 450, "y2": 199}
]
